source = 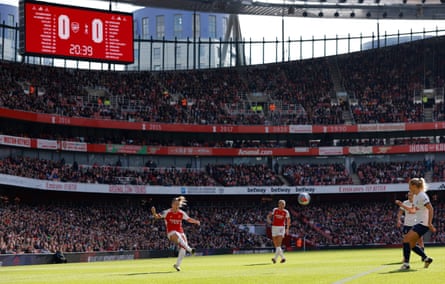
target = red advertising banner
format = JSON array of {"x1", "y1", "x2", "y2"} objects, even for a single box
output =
[
  {"x1": 3, "y1": 107, "x2": 445, "y2": 135},
  {"x1": 0, "y1": 135, "x2": 31, "y2": 148},
  {"x1": 4, "y1": 133, "x2": 445, "y2": 156},
  {"x1": 3, "y1": 106, "x2": 445, "y2": 139}
]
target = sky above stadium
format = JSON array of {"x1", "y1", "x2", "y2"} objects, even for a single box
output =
[{"x1": 2, "y1": 0, "x2": 445, "y2": 41}]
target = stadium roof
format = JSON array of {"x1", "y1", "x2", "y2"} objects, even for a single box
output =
[{"x1": 116, "y1": 0, "x2": 445, "y2": 20}]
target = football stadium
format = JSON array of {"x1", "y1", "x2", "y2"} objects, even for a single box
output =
[{"x1": 1, "y1": 0, "x2": 445, "y2": 283}]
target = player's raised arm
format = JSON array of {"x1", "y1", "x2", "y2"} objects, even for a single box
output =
[
  {"x1": 395, "y1": 200, "x2": 415, "y2": 213},
  {"x1": 187, "y1": 217, "x2": 201, "y2": 226},
  {"x1": 151, "y1": 206, "x2": 162, "y2": 219},
  {"x1": 396, "y1": 207, "x2": 404, "y2": 228}
]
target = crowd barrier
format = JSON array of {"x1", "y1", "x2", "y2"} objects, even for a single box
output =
[
  {"x1": 0, "y1": 250, "x2": 173, "y2": 267},
  {"x1": 1, "y1": 244, "x2": 425, "y2": 267}
]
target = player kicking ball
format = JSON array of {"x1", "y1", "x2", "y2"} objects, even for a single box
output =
[{"x1": 151, "y1": 196, "x2": 200, "y2": 271}]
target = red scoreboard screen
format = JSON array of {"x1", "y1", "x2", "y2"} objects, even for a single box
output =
[{"x1": 21, "y1": 1, "x2": 134, "y2": 64}]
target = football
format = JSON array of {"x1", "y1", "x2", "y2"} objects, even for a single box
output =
[{"x1": 298, "y1": 192, "x2": 311, "y2": 205}]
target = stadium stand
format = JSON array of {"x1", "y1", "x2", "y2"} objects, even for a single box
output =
[{"x1": 1, "y1": 35, "x2": 445, "y2": 258}]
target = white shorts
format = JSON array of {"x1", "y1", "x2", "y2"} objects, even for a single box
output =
[
  {"x1": 167, "y1": 231, "x2": 187, "y2": 242},
  {"x1": 271, "y1": 226, "x2": 285, "y2": 237}
]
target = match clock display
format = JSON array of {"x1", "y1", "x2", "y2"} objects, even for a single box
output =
[{"x1": 21, "y1": 0, "x2": 134, "y2": 64}]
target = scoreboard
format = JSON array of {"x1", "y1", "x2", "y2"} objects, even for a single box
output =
[{"x1": 20, "y1": 1, "x2": 134, "y2": 64}]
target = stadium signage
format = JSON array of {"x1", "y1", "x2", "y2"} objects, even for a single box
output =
[
  {"x1": 106, "y1": 145, "x2": 147, "y2": 154},
  {"x1": 289, "y1": 125, "x2": 312, "y2": 133},
  {"x1": 338, "y1": 185, "x2": 387, "y2": 193},
  {"x1": 37, "y1": 139, "x2": 58, "y2": 150},
  {"x1": 20, "y1": 1, "x2": 133, "y2": 63},
  {"x1": 270, "y1": 187, "x2": 291, "y2": 193},
  {"x1": 294, "y1": 187, "x2": 316, "y2": 193},
  {"x1": 61, "y1": 141, "x2": 87, "y2": 152},
  {"x1": 45, "y1": 181, "x2": 77, "y2": 191},
  {"x1": 108, "y1": 185, "x2": 146, "y2": 194},
  {"x1": 408, "y1": 143, "x2": 445, "y2": 153},
  {"x1": 8, "y1": 132, "x2": 445, "y2": 157},
  {"x1": 2, "y1": 174, "x2": 445, "y2": 195},
  {"x1": 318, "y1": 147, "x2": 343, "y2": 156},
  {"x1": 4, "y1": 107, "x2": 445, "y2": 135},
  {"x1": 348, "y1": 146, "x2": 373, "y2": 155},
  {"x1": 0, "y1": 135, "x2": 31, "y2": 148},
  {"x1": 357, "y1": 123, "x2": 405, "y2": 132},
  {"x1": 238, "y1": 149, "x2": 273, "y2": 156},
  {"x1": 247, "y1": 187, "x2": 267, "y2": 193}
]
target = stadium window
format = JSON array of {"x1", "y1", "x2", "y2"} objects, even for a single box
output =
[
  {"x1": 200, "y1": 45, "x2": 206, "y2": 57},
  {"x1": 156, "y1": 15, "x2": 165, "y2": 39},
  {"x1": 8, "y1": 14, "x2": 14, "y2": 40},
  {"x1": 193, "y1": 14, "x2": 200, "y2": 38},
  {"x1": 175, "y1": 45, "x2": 182, "y2": 58},
  {"x1": 222, "y1": 17, "x2": 228, "y2": 38},
  {"x1": 8, "y1": 14, "x2": 13, "y2": 25},
  {"x1": 209, "y1": 15, "x2": 216, "y2": 38},
  {"x1": 174, "y1": 14, "x2": 183, "y2": 38},
  {"x1": 153, "y1": 48, "x2": 161, "y2": 60},
  {"x1": 142, "y1": 17, "x2": 149, "y2": 39}
]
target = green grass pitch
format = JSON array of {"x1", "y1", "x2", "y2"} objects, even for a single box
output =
[{"x1": 1, "y1": 247, "x2": 444, "y2": 284}]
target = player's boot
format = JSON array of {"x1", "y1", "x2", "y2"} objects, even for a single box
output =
[
  {"x1": 173, "y1": 264, "x2": 181, "y2": 271},
  {"x1": 400, "y1": 263, "x2": 410, "y2": 270},
  {"x1": 280, "y1": 259, "x2": 286, "y2": 263},
  {"x1": 423, "y1": 257, "x2": 433, "y2": 268},
  {"x1": 271, "y1": 258, "x2": 276, "y2": 264}
]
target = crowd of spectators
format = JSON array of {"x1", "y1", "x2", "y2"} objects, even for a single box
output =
[
  {"x1": 2, "y1": 37, "x2": 445, "y2": 256},
  {"x1": 0, "y1": 156, "x2": 217, "y2": 186},
  {"x1": 296, "y1": 201, "x2": 407, "y2": 246},
  {"x1": 0, "y1": 197, "x2": 271, "y2": 254},
  {"x1": 1, "y1": 195, "x2": 443, "y2": 255},
  {"x1": 2, "y1": 156, "x2": 445, "y2": 186},
  {"x1": 206, "y1": 164, "x2": 283, "y2": 186},
  {"x1": 356, "y1": 161, "x2": 426, "y2": 185},
  {"x1": 1, "y1": 36, "x2": 445, "y2": 126},
  {"x1": 337, "y1": 42, "x2": 438, "y2": 124},
  {"x1": 431, "y1": 160, "x2": 445, "y2": 182},
  {"x1": 281, "y1": 163, "x2": 352, "y2": 186},
  {"x1": 0, "y1": 156, "x2": 283, "y2": 187}
]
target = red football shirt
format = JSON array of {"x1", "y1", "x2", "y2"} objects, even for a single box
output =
[
  {"x1": 271, "y1": 208, "x2": 290, "y2": 227},
  {"x1": 161, "y1": 209, "x2": 190, "y2": 233}
]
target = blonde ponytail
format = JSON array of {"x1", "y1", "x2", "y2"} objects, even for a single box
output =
[
  {"x1": 409, "y1": 177, "x2": 428, "y2": 192},
  {"x1": 174, "y1": 196, "x2": 187, "y2": 208}
]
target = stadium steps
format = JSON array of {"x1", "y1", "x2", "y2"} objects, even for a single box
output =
[
  {"x1": 325, "y1": 57, "x2": 344, "y2": 96},
  {"x1": 325, "y1": 57, "x2": 355, "y2": 124},
  {"x1": 350, "y1": 173, "x2": 361, "y2": 185},
  {"x1": 423, "y1": 107, "x2": 433, "y2": 122},
  {"x1": 278, "y1": 175, "x2": 290, "y2": 186},
  {"x1": 424, "y1": 170, "x2": 433, "y2": 183}
]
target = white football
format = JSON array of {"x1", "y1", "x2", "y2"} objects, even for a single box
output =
[{"x1": 298, "y1": 192, "x2": 311, "y2": 206}]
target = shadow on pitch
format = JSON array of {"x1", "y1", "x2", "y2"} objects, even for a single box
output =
[
  {"x1": 243, "y1": 263, "x2": 273, "y2": 267},
  {"x1": 382, "y1": 261, "x2": 403, "y2": 266},
  {"x1": 120, "y1": 271, "x2": 174, "y2": 276},
  {"x1": 379, "y1": 269, "x2": 418, "y2": 274}
]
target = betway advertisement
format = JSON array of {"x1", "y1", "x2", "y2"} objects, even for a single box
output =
[{"x1": 1, "y1": 173, "x2": 445, "y2": 195}]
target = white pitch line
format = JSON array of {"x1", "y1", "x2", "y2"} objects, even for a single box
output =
[{"x1": 332, "y1": 266, "x2": 386, "y2": 284}]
